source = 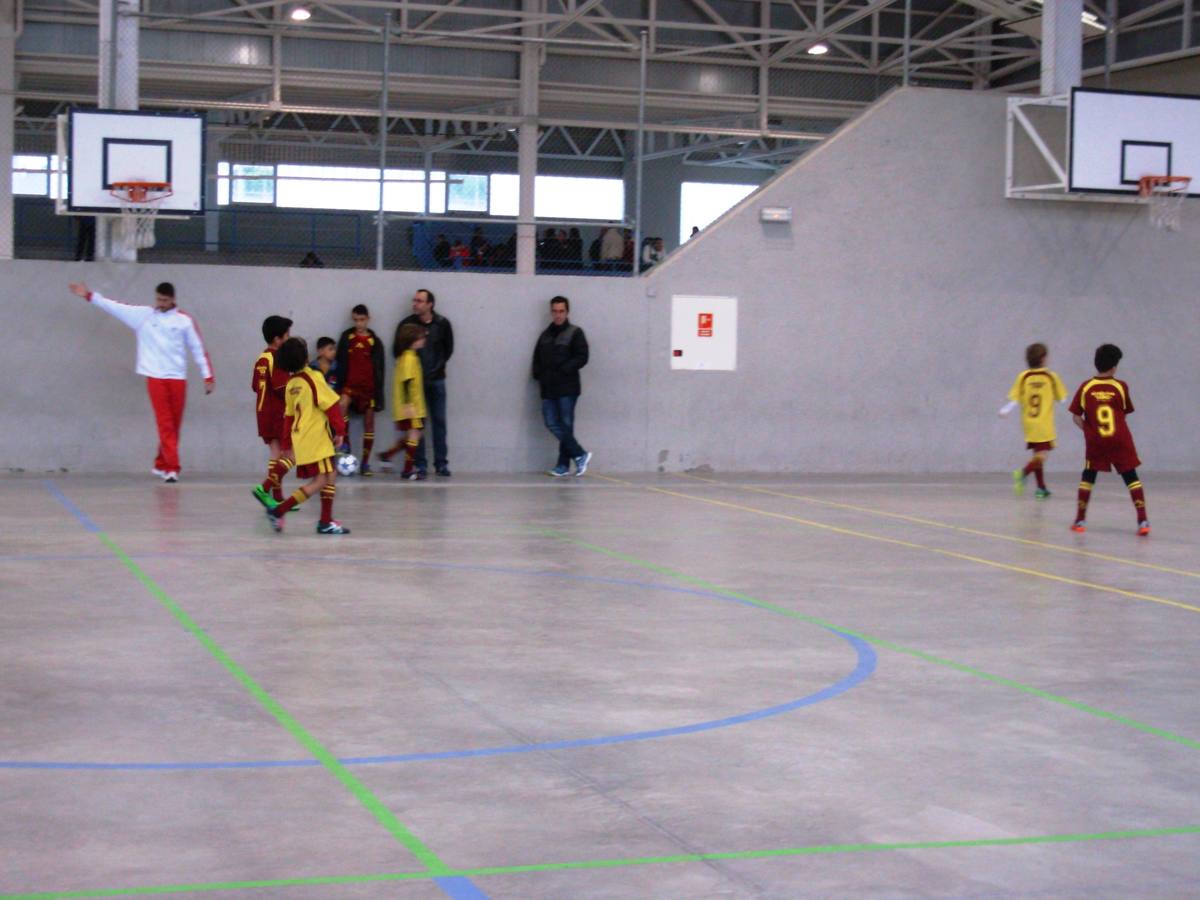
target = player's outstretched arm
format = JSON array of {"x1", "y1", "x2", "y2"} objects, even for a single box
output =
[
  {"x1": 998, "y1": 400, "x2": 1018, "y2": 417},
  {"x1": 74, "y1": 285, "x2": 151, "y2": 330}
]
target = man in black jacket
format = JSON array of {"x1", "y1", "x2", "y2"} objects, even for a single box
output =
[
  {"x1": 532, "y1": 296, "x2": 592, "y2": 477},
  {"x1": 398, "y1": 288, "x2": 454, "y2": 477}
]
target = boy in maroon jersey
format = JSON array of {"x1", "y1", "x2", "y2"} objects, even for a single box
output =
[
  {"x1": 1068, "y1": 344, "x2": 1149, "y2": 536},
  {"x1": 251, "y1": 315, "x2": 294, "y2": 507},
  {"x1": 335, "y1": 304, "x2": 385, "y2": 476}
]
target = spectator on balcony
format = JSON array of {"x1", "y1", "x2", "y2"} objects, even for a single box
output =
[
  {"x1": 449, "y1": 239, "x2": 470, "y2": 268},
  {"x1": 641, "y1": 237, "x2": 664, "y2": 271},
  {"x1": 469, "y1": 226, "x2": 487, "y2": 259},
  {"x1": 433, "y1": 233, "x2": 451, "y2": 268},
  {"x1": 564, "y1": 228, "x2": 582, "y2": 269},
  {"x1": 299, "y1": 251, "x2": 325, "y2": 268},
  {"x1": 599, "y1": 226, "x2": 623, "y2": 270}
]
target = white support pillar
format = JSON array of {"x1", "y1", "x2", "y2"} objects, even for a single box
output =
[
  {"x1": 0, "y1": 0, "x2": 16, "y2": 261},
  {"x1": 204, "y1": 126, "x2": 220, "y2": 252},
  {"x1": 1041, "y1": 0, "x2": 1083, "y2": 96},
  {"x1": 516, "y1": 42, "x2": 539, "y2": 276},
  {"x1": 98, "y1": 0, "x2": 139, "y2": 261}
]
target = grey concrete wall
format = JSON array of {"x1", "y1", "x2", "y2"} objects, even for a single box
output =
[
  {"x1": 645, "y1": 87, "x2": 1200, "y2": 474},
  {"x1": 4, "y1": 88, "x2": 1198, "y2": 476},
  {"x1": 2, "y1": 262, "x2": 647, "y2": 475}
]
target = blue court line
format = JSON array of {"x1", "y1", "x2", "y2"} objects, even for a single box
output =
[
  {"x1": 42, "y1": 480, "x2": 101, "y2": 532},
  {"x1": 434, "y1": 875, "x2": 493, "y2": 899},
  {"x1": 5, "y1": 508, "x2": 875, "y2": 773}
]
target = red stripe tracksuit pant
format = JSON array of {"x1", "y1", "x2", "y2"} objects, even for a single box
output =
[{"x1": 146, "y1": 377, "x2": 187, "y2": 473}]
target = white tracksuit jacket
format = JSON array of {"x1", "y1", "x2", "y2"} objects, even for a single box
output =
[{"x1": 89, "y1": 292, "x2": 214, "y2": 382}]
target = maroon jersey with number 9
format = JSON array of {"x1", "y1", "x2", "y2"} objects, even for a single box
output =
[{"x1": 1068, "y1": 377, "x2": 1140, "y2": 472}]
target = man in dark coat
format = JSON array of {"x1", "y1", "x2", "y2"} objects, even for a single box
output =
[{"x1": 532, "y1": 296, "x2": 591, "y2": 477}]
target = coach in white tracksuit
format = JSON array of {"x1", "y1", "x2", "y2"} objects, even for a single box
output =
[{"x1": 69, "y1": 280, "x2": 214, "y2": 482}]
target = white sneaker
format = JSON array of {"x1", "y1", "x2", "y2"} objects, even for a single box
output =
[
  {"x1": 573, "y1": 451, "x2": 592, "y2": 477},
  {"x1": 162, "y1": 471, "x2": 179, "y2": 483},
  {"x1": 152, "y1": 468, "x2": 168, "y2": 479}
]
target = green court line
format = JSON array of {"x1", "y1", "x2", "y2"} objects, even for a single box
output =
[
  {"x1": 81, "y1": 528, "x2": 451, "y2": 876},
  {"x1": 7, "y1": 825, "x2": 1200, "y2": 898},
  {"x1": 540, "y1": 530, "x2": 1200, "y2": 751}
]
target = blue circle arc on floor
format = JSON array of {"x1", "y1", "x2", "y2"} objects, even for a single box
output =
[{"x1": 0, "y1": 554, "x2": 877, "y2": 772}]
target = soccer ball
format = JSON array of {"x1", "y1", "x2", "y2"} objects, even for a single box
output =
[{"x1": 335, "y1": 454, "x2": 360, "y2": 477}]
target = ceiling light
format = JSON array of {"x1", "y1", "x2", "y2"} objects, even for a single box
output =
[
  {"x1": 807, "y1": 43, "x2": 829, "y2": 56},
  {"x1": 290, "y1": 7, "x2": 311, "y2": 21}
]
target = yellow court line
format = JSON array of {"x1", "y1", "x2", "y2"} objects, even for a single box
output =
[
  {"x1": 589, "y1": 474, "x2": 1200, "y2": 616},
  {"x1": 674, "y1": 472, "x2": 1200, "y2": 581}
]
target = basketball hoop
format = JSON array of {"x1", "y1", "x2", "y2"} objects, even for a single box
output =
[
  {"x1": 1137, "y1": 175, "x2": 1190, "y2": 231},
  {"x1": 109, "y1": 181, "x2": 173, "y2": 251}
]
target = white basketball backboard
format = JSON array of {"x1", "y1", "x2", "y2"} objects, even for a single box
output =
[
  {"x1": 1070, "y1": 88, "x2": 1200, "y2": 197},
  {"x1": 61, "y1": 109, "x2": 205, "y2": 215}
]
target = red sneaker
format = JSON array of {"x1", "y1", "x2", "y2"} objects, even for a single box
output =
[{"x1": 1070, "y1": 521, "x2": 1086, "y2": 533}]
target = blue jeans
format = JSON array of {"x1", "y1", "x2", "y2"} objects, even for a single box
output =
[
  {"x1": 415, "y1": 378, "x2": 448, "y2": 471},
  {"x1": 541, "y1": 395, "x2": 586, "y2": 468}
]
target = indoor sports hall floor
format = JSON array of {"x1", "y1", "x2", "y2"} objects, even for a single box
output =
[{"x1": 3, "y1": 472, "x2": 1199, "y2": 899}]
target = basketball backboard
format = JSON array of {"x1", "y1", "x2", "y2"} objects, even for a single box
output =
[
  {"x1": 58, "y1": 109, "x2": 205, "y2": 216},
  {"x1": 1007, "y1": 87, "x2": 1200, "y2": 202},
  {"x1": 1070, "y1": 88, "x2": 1200, "y2": 196}
]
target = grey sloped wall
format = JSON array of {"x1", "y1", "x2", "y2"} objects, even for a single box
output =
[
  {"x1": 3, "y1": 87, "x2": 1197, "y2": 476},
  {"x1": 642, "y1": 87, "x2": 1200, "y2": 473}
]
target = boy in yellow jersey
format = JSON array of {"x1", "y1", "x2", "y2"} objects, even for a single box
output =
[
  {"x1": 378, "y1": 324, "x2": 427, "y2": 481},
  {"x1": 999, "y1": 342, "x2": 1067, "y2": 499},
  {"x1": 251, "y1": 316, "x2": 294, "y2": 507},
  {"x1": 265, "y1": 337, "x2": 350, "y2": 534}
]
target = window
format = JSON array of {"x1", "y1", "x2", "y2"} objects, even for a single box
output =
[
  {"x1": 13, "y1": 155, "x2": 49, "y2": 196},
  {"x1": 385, "y1": 169, "x2": 446, "y2": 214},
  {"x1": 447, "y1": 173, "x2": 488, "y2": 212},
  {"x1": 535, "y1": 175, "x2": 624, "y2": 221},
  {"x1": 276, "y1": 164, "x2": 380, "y2": 210},
  {"x1": 679, "y1": 181, "x2": 757, "y2": 245},
  {"x1": 231, "y1": 164, "x2": 275, "y2": 204},
  {"x1": 489, "y1": 173, "x2": 519, "y2": 216},
  {"x1": 486, "y1": 173, "x2": 623, "y2": 221},
  {"x1": 49, "y1": 155, "x2": 69, "y2": 200},
  {"x1": 217, "y1": 162, "x2": 230, "y2": 206}
]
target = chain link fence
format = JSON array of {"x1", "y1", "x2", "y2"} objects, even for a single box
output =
[{"x1": 9, "y1": 0, "x2": 1129, "y2": 271}]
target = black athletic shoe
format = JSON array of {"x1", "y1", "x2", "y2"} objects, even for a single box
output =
[{"x1": 436, "y1": 467, "x2": 452, "y2": 477}]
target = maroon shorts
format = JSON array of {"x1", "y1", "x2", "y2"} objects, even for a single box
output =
[
  {"x1": 1026, "y1": 441, "x2": 1055, "y2": 452},
  {"x1": 295, "y1": 457, "x2": 335, "y2": 479},
  {"x1": 257, "y1": 412, "x2": 284, "y2": 444},
  {"x1": 341, "y1": 387, "x2": 374, "y2": 415},
  {"x1": 1084, "y1": 440, "x2": 1140, "y2": 473}
]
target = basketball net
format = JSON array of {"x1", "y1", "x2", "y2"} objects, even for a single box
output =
[
  {"x1": 1138, "y1": 175, "x2": 1190, "y2": 231},
  {"x1": 110, "y1": 181, "x2": 173, "y2": 251}
]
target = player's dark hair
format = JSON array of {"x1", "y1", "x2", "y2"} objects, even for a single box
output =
[
  {"x1": 277, "y1": 337, "x2": 309, "y2": 373},
  {"x1": 262, "y1": 315, "x2": 292, "y2": 344},
  {"x1": 1094, "y1": 343, "x2": 1123, "y2": 372},
  {"x1": 415, "y1": 288, "x2": 435, "y2": 308},
  {"x1": 1025, "y1": 342, "x2": 1047, "y2": 368},
  {"x1": 316, "y1": 336, "x2": 335, "y2": 350},
  {"x1": 352, "y1": 304, "x2": 369, "y2": 317},
  {"x1": 550, "y1": 295, "x2": 570, "y2": 311},
  {"x1": 395, "y1": 323, "x2": 425, "y2": 354},
  {"x1": 155, "y1": 282, "x2": 175, "y2": 298}
]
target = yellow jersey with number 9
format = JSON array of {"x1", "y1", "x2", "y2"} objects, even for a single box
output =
[
  {"x1": 1008, "y1": 368, "x2": 1067, "y2": 444},
  {"x1": 285, "y1": 369, "x2": 340, "y2": 465}
]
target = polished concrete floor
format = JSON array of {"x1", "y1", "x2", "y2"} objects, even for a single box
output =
[{"x1": 3, "y1": 471, "x2": 1199, "y2": 899}]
